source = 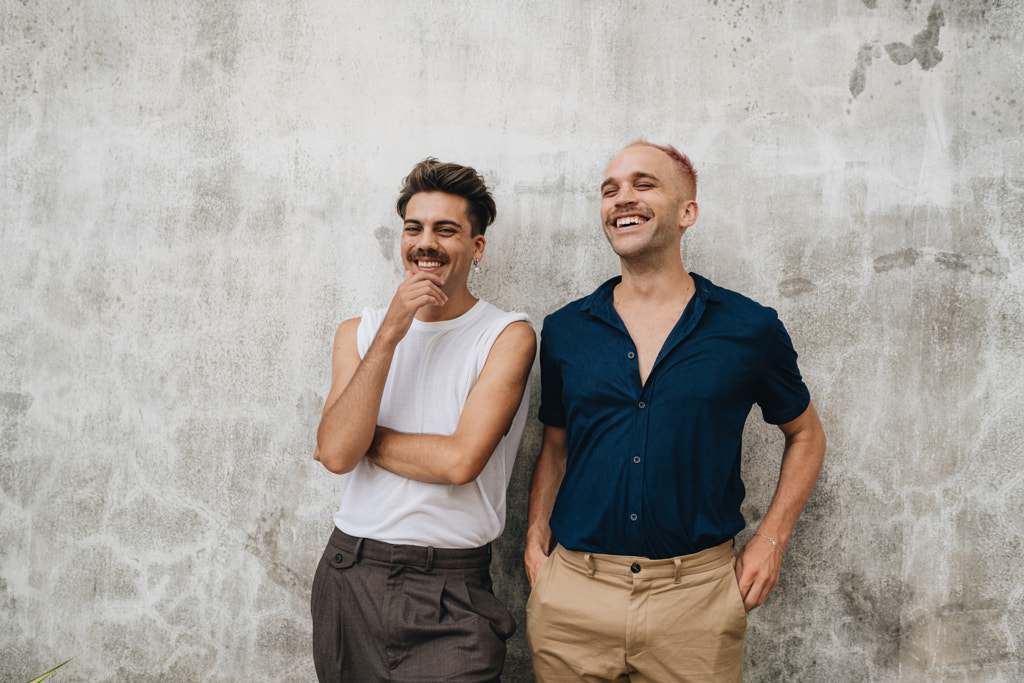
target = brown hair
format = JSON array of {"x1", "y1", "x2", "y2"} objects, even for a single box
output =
[
  {"x1": 627, "y1": 140, "x2": 698, "y2": 200},
  {"x1": 396, "y1": 158, "x2": 497, "y2": 235}
]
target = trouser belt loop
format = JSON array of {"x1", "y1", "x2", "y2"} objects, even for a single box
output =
[
  {"x1": 425, "y1": 546, "x2": 435, "y2": 572},
  {"x1": 673, "y1": 557, "x2": 682, "y2": 584},
  {"x1": 583, "y1": 552, "x2": 595, "y2": 577},
  {"x1": 353, "y1": 538, "x2": 364, "y2": 563}
]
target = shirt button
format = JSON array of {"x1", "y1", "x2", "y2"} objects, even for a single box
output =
[
  {"x1": 633, "y1": 456, "x2": 641, "y2": 464},
  {"x1": 630, "y1": 513, "x2": 638, "y2": 521},
  {"x1": 630, "y1": 562, "x2": 641, "y2": 574},
  {"x1": 638, "y1": 401, "x2": 646, "y2": 409},
  {"x1": 627, "y1": 351, "x2": 635, "y2": 359},
  {"x1": 334, "y1": 554, "x2": 344, "y2": 563}
]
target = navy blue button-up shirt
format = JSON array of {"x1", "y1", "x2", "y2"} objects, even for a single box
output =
[{"x1": 539, "y1": 273, "x2": 810, "y2": 559}]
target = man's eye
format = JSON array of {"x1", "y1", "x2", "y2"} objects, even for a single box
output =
[
  {"x1": 635, "y1": 183, "x2": 653, "y2": 189},
  {"x1": 404, "y1": 226, "x2": 420, "y2": 233},
  {"x1": 602, "y1": 188, "x2": 617, "y2": 197}
]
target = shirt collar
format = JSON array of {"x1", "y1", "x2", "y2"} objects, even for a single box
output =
[{"x1": 580, "y1": 272, "x2": 721, "y2": 323}]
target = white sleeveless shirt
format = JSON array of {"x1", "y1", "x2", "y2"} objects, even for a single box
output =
[{"x1": 333, "y1": 300, "x2": 530, "y2": 548}]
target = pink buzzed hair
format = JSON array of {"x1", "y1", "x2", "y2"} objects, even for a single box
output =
[{"x1": 627, "y1": 140, "x2": 698, "y2": 200}]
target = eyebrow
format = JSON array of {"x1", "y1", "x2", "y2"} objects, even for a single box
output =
[
  {"x1": 403, "y1": 218, "x2": 464, "y2": 229},
  {"x1": 601, "y1": 171, "x2": 661, "y2": 191}
]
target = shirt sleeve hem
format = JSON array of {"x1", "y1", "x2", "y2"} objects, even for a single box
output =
[{"x1": 761, "y1": 395, "x2": 811, "y2": 426}]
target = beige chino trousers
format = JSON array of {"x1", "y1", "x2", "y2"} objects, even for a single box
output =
[{"x1": 526, "y1": 542, "x2": 745, "y2": 682}]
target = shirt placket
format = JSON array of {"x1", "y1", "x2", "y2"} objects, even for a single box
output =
[
  {"x1": 625, "y1": 293, "x2": 709, "y2": 554},
  {"x1": 626, "y1": 361, "x2": 652, "y2": 547}
]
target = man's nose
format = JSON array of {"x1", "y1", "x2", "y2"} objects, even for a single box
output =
[
  {"x1": 616, "y1": 185, "x2": 638, "y2": 205},
  {"x1": 415, "y1": 228, "x2": 439, "y2": 249}
]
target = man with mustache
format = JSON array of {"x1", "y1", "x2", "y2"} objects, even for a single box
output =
[
  {"x1": 525, "y1": 142, "x2": 826, "y2": 682},
  {"x1": 313, "y1": 158, "x2": 536, "y2": 682}
]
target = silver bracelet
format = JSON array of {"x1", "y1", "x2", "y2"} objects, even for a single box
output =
[{"x1": 754, "y1": 532, "x2": 783, "y2": 554}]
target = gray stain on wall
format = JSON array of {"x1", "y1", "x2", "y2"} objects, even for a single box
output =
[
  {"x1": 873, "y1": 248, "x2": 1008, "y2": 275},
  {"x1": 374, "y1": 224, "x2": 397, "y2": 262},
  {"x1": 778, "y1": 278, "x2": 815, "y2": 297},
  {"x1": 886, "y1": 3, "x2": 945, "y2": 70},
  {"x1": 0, "y1": 391, "x2": 33, "y2": 413},
  {"x1": 850, "y1": 43, "x2": 877, "y2": 98}
]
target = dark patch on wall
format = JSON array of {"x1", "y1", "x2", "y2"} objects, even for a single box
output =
[
  {"x1": 934, "y1": 250, "x2": 1009, "y2": 275},
  {"x1": 850, "y1": 43, "x2": 877, "y2": 98},
  {"x1": 296, "y1": 388, "x2": 322, "y2": 432},
  {"x1": 245, "y1": 507, "x2": 306, "y2": 594},
  {"x1": 0, "y1": 391, "x2": 34, "y2": 453},
  {"x1": 874, "y1": 248, "x2": 1008, "y2": 275},
  {"x1": 944, "y1": 0, "x2": 1010, "y2": 30},
  {"x1": 778, "y1": 278, "x2": 815, "y2": 298},
  {"x1": 873, "y1": 248, "x2": 920, "y2": 272},
  {"x1": 886, "y1": 3, "x2": 945, "y2": 70},
  {"x1": 843, "y1": 569, "x2": 1015, "y2": 670},
  {"x1": 0, "y1": 391, "x2": 33, "y2": 413},
  {"x1": 862, "y1": 0, "x2": 878, "y2": 8},
  {"x1": 841, "y1": 572, "x2": 913, "y2": 668},
  {"x1": 187, "y1": 174, "x2": 243, "y2": 235},
  {"x1": 374, "y1": 224, "x2": 396, "y2": 262}
]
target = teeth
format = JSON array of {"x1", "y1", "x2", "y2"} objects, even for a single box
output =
[
  {"x1": 616, "y1": 216, "x2": 646, "y2": 228},
  {"x1": 418, "y1": 260, "x2": 443, "y2": 268}
]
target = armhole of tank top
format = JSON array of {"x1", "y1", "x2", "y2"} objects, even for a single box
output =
[{"x1": 355, "y1": 308, "x2": 383, "y2": 359}]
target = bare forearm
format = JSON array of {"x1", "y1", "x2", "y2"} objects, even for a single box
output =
[
  {"x1": 524, "y1": 427, "x2": 567, "y2": 587},
  {"x1": 367, "y1": 427, "x2": 488, "y2": 485},
  {"x1": 526, "y1": 432, "x2": 567, "y2": 553},
  {"x1": 316, "y1": 339, "x2": 397, "y2": 473},
  {"x1": 316, "y1": 274, "x2": 450, "y2": 474},
  {"x1": 758, "y1": 409, "x2": 826, "y2": 549}
]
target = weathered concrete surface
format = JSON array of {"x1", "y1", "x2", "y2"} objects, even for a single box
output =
[{"x1": 2, "y1": 1, "x2": 1023, "y2": 680}]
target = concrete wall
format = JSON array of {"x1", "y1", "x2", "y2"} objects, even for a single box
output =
[{"x1": 2, "y1": 1, "x2": 1022, "y2": 680}]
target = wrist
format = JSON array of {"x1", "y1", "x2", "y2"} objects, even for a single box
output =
[
  {"x1": 525, "y1": 528, "x2": 551, "y2": 552},
  {"x1": 371, "y1": 324, "x2": 405, "y2": 350},
  {"x1": 753, "y1": 531, "x2": 784, "y2": 555}
]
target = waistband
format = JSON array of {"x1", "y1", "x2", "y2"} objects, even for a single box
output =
[
  {"x1": 329, "y1": 527, "x2": 491, "y2": 570},
  {"x1": 554, "y1": 541, "x2": 733, "y2": 582}
]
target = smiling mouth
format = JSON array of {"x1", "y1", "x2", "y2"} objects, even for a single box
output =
[
  {"x1": 408, "y1": 250, "x2": 449, "y2": 270},
  {"x1": 613, "y1": 215, "x2": 649, "y2": 229}
]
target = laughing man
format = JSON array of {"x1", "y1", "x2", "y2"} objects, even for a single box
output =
[
  {"x1": 313, "y1": 158, "x2": 536, "y2": 683},
  {"x1": 525, "y1": 141, "x2": 826, "y2": 682}
]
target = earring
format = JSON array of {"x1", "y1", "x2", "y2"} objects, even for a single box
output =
[{"x1": 472, "y1": 259, "x2": 480, "y2": 274}]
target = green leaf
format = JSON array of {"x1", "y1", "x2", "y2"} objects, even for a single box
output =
[{"x1": 25, "y1": 658, "x2": 74, "y2": 683}]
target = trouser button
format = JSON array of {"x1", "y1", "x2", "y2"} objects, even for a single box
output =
[{"x1": 630, "y1": 562, "x2": 641, "y2": 573}]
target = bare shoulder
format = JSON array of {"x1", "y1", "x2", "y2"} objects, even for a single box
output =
[
  {"x1": 494, "y1": 320, "x2": 537, "y2": 356},
  {"x1": 335, "y1": 316, "x2": 361, "y2": 337},
  {"x1": 477, "y1": 321, "x2": 535, "y2": 383},
  {"x1": 330, "y1": 317, "x2": 363, "y2": 373},
  {"x1": 333, "y1": 317, "x2": 361, "y2": 347},
  {"x1": 498, "y1": 319, "x2": 536, "y2": 342}
]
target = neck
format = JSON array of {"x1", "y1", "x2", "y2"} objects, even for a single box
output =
[
  {"x1": 415, "y1": 286, "x2": 478, "y2": 322},
  {"x1": 617, "y1": 254, "x2": 693, "y2": 305}
]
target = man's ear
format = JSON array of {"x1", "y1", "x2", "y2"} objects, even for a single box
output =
[
  {"x1": 679, "y1": 200, "x2": 699, "y2": 233},
  {"x1": 473, "y1": 234, "x2": 486, "y2": 262}
]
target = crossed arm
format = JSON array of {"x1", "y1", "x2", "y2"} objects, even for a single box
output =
[
  {"x1": 314, "y1": 284, "x2": 536, "y2": 484},
  {"x1": 364, "y1": 321, "x2": 535, "y2": 484}
]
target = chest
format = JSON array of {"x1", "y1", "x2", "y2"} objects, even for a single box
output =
[{"x1": 616, "y1": 305, "x2": 686, "y2": 385}]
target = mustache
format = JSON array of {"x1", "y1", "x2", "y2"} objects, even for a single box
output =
[
  {"x1": 608, "y1": 209, "x2": 651, "y2": 223},
  {"x1": 407, "y1": 249, "x2": 449, "y2": 264}
]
